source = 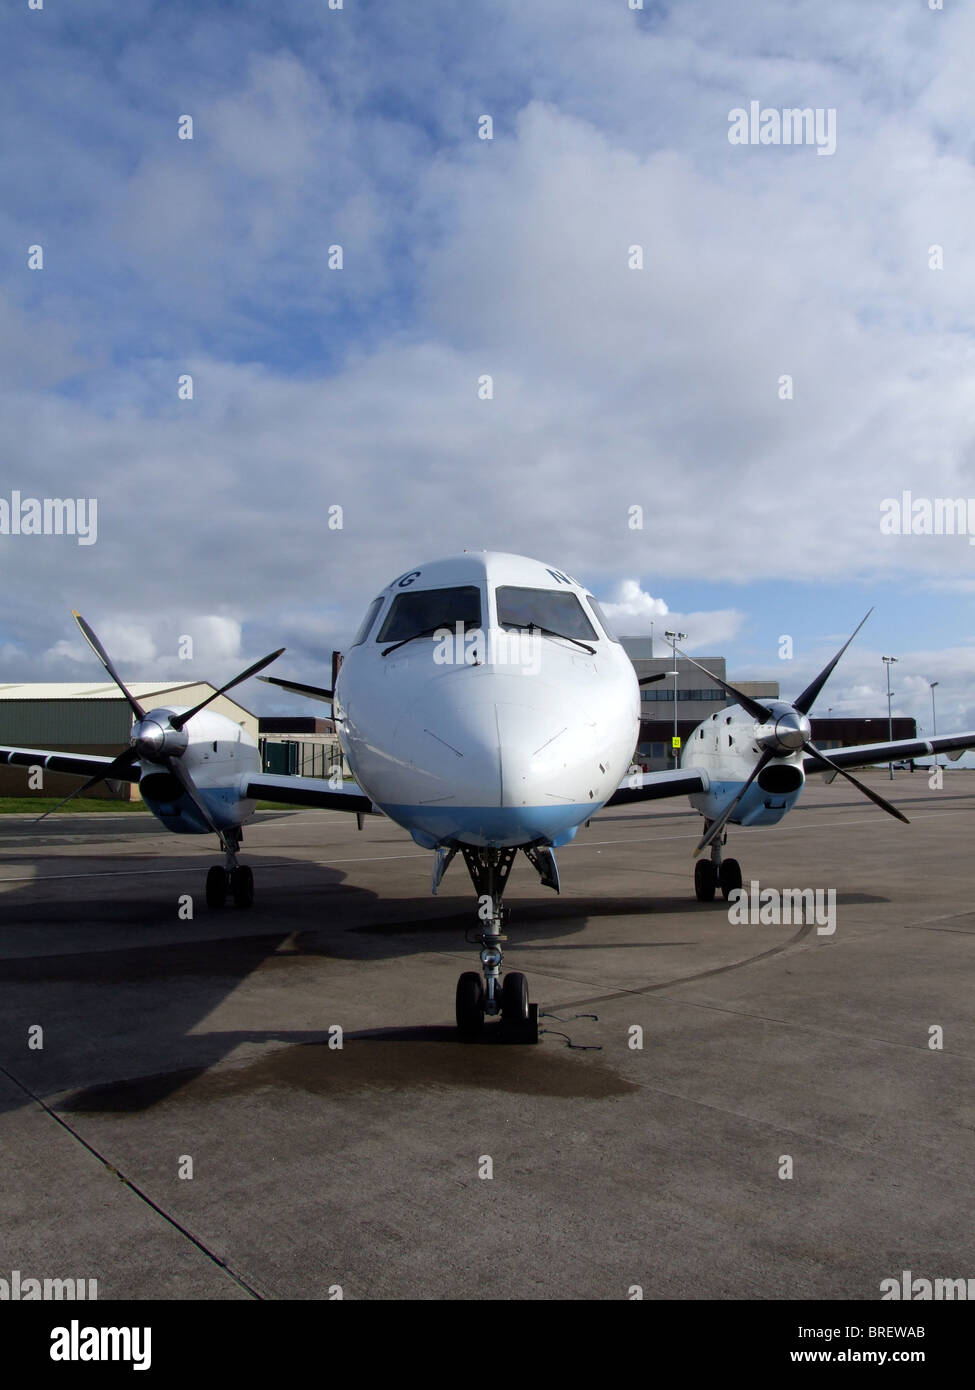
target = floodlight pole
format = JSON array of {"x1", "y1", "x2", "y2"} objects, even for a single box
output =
[
  {"x1": 882, "y1": 656, "x2": 897, "y2": 780},
  {"x1": 665, "y1": 630, "x2": 686, "y2": 768}
]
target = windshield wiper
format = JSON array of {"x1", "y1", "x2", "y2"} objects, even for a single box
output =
[
  {"x1": 505, "y1": 621, "x2": 595, "y2": 655},
  {"x1": 381, "y1": 625, "x2": 453, "y2": 656}
]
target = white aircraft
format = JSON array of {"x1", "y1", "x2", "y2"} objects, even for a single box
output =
[{"x1": 4, "y1": 552, "x2": 975, "y2": 1040}]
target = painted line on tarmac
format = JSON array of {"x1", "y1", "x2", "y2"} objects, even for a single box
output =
[
  {"x1": 0, "y1": 809, "x2": 966, "y2": 885},
  {"x1": 0, "y1": 1062, "x2": 264, "y2": 1300},
  {"x1": 568, "y1": 808, "x2": 966, "y2": 851}
]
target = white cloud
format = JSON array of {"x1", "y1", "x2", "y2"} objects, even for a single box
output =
[
  {"x1": 38, "y1": 615, "x2": 243, "y2": 685},
  {"x1": 599, "y1": 579, "x2": 671, "y2": 623},
  {"x1": 600, "y1": 580, "x2": 745, "y2": 653},
  {"x1": 4, "y1": 1, "x2": 975, "y2": 693},
  {"x1": 183, "y1": 616, "x2": 242, "y2": 666}
]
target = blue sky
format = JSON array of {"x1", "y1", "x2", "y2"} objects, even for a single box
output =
[{"x1": 2, "y1": 0, "x2": 975, "y2": 739}]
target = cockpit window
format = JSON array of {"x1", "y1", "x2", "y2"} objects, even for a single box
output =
[
  {"x1": 495, "y1": 586, "x2": 598, "y2": 641},
  {"x1": 585, "y1": 595, "x2": 621, "y2": 643},
  {"x1": 351, "y1": 597, "x2": 383, "y2": 647},
  {"x1": 376, "y1": 586, "x2": 481, "y2": 643}
]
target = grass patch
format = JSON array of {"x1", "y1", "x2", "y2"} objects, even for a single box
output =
[
  {"x1": 0, "y1": 797, "x2": 148, "y2": 814},
  {"x1": 0, "y1": 797, "x2": 317, "y2": 815}
]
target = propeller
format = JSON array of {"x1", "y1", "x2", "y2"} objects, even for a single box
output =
[
  {"x1": 800, "y1": 742, "x2": 908, "y2": 824},
  {"x1": 170, "y1": 648, "x2": 284, "y2": 731},
  {"x1": 35, "y1": 748, "x2": 139, "y2": 822},
  {"x1": 676, "y1": 611, "x2": 907, "y2": 855},
  {"x1": 258, "y1": 674, "x2": 334, "y2": 702},
  {"x1": 672, "y1": 650, "x2": 773, "y2": 724},
  {"x1": 38, "y1": 613, "x2": 283, "y2": 825},
  {"x1": 694, "y1": 748, "x2": 776, "y2": 856},
  {"x1": 73, "y1": 610, "x2": 147, "y2": 720},
  {"x1": 792, "y1": 610, "x2": 873, "y2": 714},
  {"x1": 164, "y1": 754, "x2": 223, "y2": 837}
]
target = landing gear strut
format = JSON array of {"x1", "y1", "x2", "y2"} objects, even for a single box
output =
[
  {"x1": 694, "y1": 824, "x2": 742, "y2": 903},
  {"x1": 454, "y1": 846, "x2": 538, "y2": 1041},
  {"x1": 205, "y1": 829, "x2": 254, "y2": 910}
]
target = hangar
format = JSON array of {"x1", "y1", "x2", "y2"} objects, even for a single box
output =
[{"x1": 0, "y1": 682, "x2": 258, "y2": 801}]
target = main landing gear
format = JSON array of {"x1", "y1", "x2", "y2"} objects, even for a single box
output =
[
  {"x1": 694, "y1": 823, "x2": 742, "y2": 903},
  {"x1": 453, "y1": 845, "x2": 542, "y2": 1042},
  {"x1": 205, "y1": 828, "x2": 254, "y2": 910}
]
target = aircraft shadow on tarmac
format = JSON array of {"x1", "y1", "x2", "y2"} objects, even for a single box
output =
[
  {"x1": 0, "y1": 846, "x2": 666, "y2": 1114},
  {"x1": 0, "y1": 837, "x2": 891, "y2": 1117}
]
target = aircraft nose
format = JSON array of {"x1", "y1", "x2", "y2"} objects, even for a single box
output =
[
  {"x1": 381, "y1": 672, "x2": 626, "y2": 848},
  {"x1": 495, "y1": 701, "x2": 598, "y2": 807},
  {"x1": 409, "y1": 695, "x2": 601, "y2": 847},
  {"x1": 393, "y1": 695, "x2": 502, "y2": 806},
  {"x1": 393, "y1": 684, "x2": 602, "y2": 809}
]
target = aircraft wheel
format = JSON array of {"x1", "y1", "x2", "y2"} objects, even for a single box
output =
[
  {"x1": 694, "y1": 859, "x2": 716, "y2": 902},
  {"x1": 456, "y1": 972, "x2": 485, "y2": 1038},
  {"x1": 501, "y1": 971, "x2": 529, "y2": 1024},
  {"x1": 206, "y1": 865, "x2": 228, "y2": 910},
  {"x1": 719, "y1": 858, "x2": 743, "y2": 899},
  {"x1": 231, "y1": 865, "x2": 254, "y2": 909}
]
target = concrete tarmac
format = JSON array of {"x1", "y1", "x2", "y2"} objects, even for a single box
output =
[{"x1": 1, "y1": 770, "x2": 973, "y2": 1300}]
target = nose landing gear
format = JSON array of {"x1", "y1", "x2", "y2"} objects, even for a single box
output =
[{"x1": 454, "y1": 845, "x2": 539, "y2": 1042}]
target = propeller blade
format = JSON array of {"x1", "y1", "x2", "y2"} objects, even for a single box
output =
[
  {"x1": 72, "y1": 611, "x2": 146, "y2": 720},
  {"x1": 793, "y1": 610, "x2": 873, "y2": 715},
  {"x1": 674, "y1": 648, "x2": 773, "y2": 724},
  {"x1": 802, "y1": 743, "x2": 909, "y2": 824},
  {"x1": 165, "y1": 756, "x2": 222, "y2": 837},
  {"x1": 638, "y1": 672, "x2": 669, "y2": 687},
  {"x1": 694, "y1": 748, "x2": 776, "y2": 856},
  {"x1": 170, "y1": 648, "x2": 285, "y2": 731},
  {"x1": 258, "y1": 674, "x2": 334, "y2": 701},
  {"x1": 35, "y1": 748, "x2": 139, "y2": 822}
]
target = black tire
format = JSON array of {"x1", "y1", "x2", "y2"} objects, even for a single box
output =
[
  {"x1": 719, "y1": 858, "x2": 743, "y2": 900},
  {"x1": 456, "y1": 972, "x2": 485, "y2": 1038},
  {"x1": 231, "y1": 864, "x2": 254, "y2": 909},
  {"x1": 206, "y1": 865, "x2": 227, "y2": 910},
  {"x1": 694, "y1": 859, "x2": 716, "y2": 902},
  {"x1": 501, "y1": 972, "x2": 529, "y2": 1024}
]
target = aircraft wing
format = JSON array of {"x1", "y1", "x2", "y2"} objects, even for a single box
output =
[
  {"x1": 242, "y1": 772, "x2": 377, "y2": 814},
  {"x1": 803, "y1": 731, "x2": 975, "y2": 773},
  {"x1": 0, "y1": 746, "x2": 141, "y2": 782},
  {"x1": 603, "y1": 768, "x2": 708, "y2": 807}
]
